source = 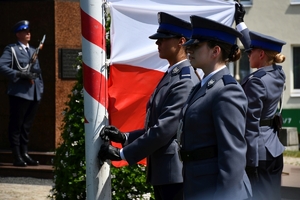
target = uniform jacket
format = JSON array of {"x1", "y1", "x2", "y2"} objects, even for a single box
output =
[
  {"x1": 180, "y1": 67, "x2": 252, "y2": 200},
  {"x1": 239, "y1": 28, "x2": 285, "y2": 166},
  {"x1": 123, "y1": 60, "x2": 199, "y2": 186},
  {"x1": 0, "y1": 42, "x2": 44, "y2": 101}
]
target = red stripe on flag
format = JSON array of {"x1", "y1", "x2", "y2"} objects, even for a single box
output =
[
  {"x1": 83, "y1": 63, "x2": 108, "y2": 109},
  {"x1": 108, "y1": 64, "x2": 164, "y2": 167},
  {"x1": 80, "y1": 9, "x2": 105, "y2": 49}
]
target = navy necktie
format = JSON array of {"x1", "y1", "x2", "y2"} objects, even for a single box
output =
[{"x1": 25, "y1": 47, "x2": 31, "y2": 57}]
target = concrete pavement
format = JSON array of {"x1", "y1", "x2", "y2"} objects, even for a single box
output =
[
  {"x1": 282, "y1": 157, "x2": 300, "y2": 200},
  {"x1": 0, "y1": 156, "x2": 299, "y2": 199}
]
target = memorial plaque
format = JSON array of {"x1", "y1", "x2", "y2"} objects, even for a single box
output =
[{"x1": 59, "y1": 48, "x2": 81, "y2": 79}]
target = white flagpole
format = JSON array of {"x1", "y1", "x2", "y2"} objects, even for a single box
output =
[{"x1": 80, "y1": 0, "x2": 111, "y2": 199}]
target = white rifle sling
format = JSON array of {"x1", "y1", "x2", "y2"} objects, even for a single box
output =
[{"x1": 11, "y1": 47, "x2": 29, "y2": 72}]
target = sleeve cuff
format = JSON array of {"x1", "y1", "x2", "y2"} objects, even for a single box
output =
[
  {"x1": 123, "y1": 133, "x2": 129, "y2": 145},
  {"x1": 236, "y1": 22, "x2": 247, "y2": 32},
  {"x1": 120, "y1": 148, "x2": 126, "y2": 161}
]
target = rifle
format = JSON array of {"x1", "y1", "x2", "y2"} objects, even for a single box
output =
[
  {"x1": 28, "y1": 34, "x2": 46, "y2": 73},
  {"x1": 27, "y1": 34, "x2": 46, "y2": 84}
]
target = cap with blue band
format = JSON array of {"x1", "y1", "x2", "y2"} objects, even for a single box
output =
[
  {"x1": 192, "y1": 28, "x2": 237, "y2": 45},
  {"x1": 149, "y1": 12, "x2": 192, "y2": 39},
  {"x1": 13, "y1": 20, "x2": 30, "y2": 33},
  {"x1": 158, "y1": 23, "x2": 192, "y2": 39},
  {"x1": 246, "y1": 31, "x2": 286, "y2": 53},
  {"x1": 184, "y1": 15, "x2": 241, "y2": 46}
]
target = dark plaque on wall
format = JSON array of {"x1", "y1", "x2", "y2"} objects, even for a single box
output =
[{"x1": 59, "y1": 48, "x2": 81, "y2": 79}]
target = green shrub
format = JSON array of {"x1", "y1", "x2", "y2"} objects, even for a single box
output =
[{"x1": 111, "y1": 164, "x2": 153, "y2": 200}]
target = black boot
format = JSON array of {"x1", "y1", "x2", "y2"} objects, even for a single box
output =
[
  {"x1": 12, "y1": 146, "x2": 27, "y2": 167},
  {"x1": 20, "y1": 145, "x2": 39, "y2": 166}
]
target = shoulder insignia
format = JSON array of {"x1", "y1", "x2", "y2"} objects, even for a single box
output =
[
  {"x1": 222, "y1": 75, "x2": 237, "y2": 85},
  {"x1": 207, "y1": 79, "x2": 216, "y2": 88},
  {"x1": 179, "y1": 66, "x2": 191, "y2": 79},
  {"x1": 253, "y1": 70, "x2": 266, "y2": 78}
]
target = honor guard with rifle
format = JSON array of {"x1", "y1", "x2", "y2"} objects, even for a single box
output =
[{"x1": 0, "y1": 20, "x2": 45, "y2": 167}]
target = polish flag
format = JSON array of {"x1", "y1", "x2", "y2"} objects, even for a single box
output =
[{"x1": 107, "y1": 0, "x2": 237, "y2": 167}]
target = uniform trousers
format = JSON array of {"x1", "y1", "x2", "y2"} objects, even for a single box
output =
[
  {"x1": 8, "y1": 95, "x2": 40, "y2": 148},
  {"x1": 250, "y1": 154, "x2": 283, "y2": 200},
  {"x1": 153, "y1": 183, "x2": 183, "y2": 200}
]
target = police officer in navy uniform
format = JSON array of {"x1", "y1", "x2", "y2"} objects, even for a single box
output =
[
  {"x1": 0, "y1": 20, "x2": 43, "y2": 167},
  {"x1": 235, "y1": 4, "x2": 286, "y2": 200},
  {"x1": 178, "y1": 15, "x2": 252, "y2": 200},
  {"x1": 98, "y1": 12, "x2": 200, "y2": 199}
]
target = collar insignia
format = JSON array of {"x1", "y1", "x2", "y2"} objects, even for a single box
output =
[
  {"x1": 207, "y1": 79, "x2": 215, "y2": 88},
  {"x1": 172, "y1": 67, "x2": 180, "y2": 75}
]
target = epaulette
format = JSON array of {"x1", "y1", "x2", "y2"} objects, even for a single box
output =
[
  {"x1": 222, "y1": 75, "x2": 237, "y2": 85},
  {"x1": 276, "y1": 65, "x2": 282, "y2": 70},
  {"x1": 8, "y1": 43, "x2": 17, "y2": 47},
  {"x1": 253, "y1": 70, "x2": 266, "y2": 78},
  {"x1": 178, "y1": 66, "x2": 191, "y2": 79}
]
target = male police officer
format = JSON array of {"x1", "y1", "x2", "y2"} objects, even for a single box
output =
[
  {"x1": 0, "y1": 20, "x2": 43, "y2": 167},
  {"x1": 98, "y1": 12, "x2": 200, "y2": 199}
]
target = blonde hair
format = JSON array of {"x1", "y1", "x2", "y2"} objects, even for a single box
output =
[{"x1": 264, "y1": 50, "x2": 285, "y2": 65}]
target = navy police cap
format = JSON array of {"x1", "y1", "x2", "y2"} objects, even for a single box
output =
[
  {"x1": 246, "y1": 31, "x2": 286, "y2": 53},
  {"x1": 184, "y1": 15, "x2": 242, "y2": 46},
  {"x1": 149, "y1": 12, "x2": 192, "y2": 39},
  {"x1": 13, "y1": 20, "x2": 30, "y2": 33}
]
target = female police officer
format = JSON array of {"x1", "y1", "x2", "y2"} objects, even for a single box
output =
[
  {"x1": 177, "y1": 15, "x2": 252, "y2": 200},
  {"x1": 235, "y1": 3, "x2": 286, "y2": 200},
  {"x1": 98, "y1": 12, "x2": 199, "y2": 200}
]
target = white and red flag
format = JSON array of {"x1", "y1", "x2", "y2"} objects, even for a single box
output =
[{"x1": 107, "y1": 0, "x2": 237, "y2": 167}]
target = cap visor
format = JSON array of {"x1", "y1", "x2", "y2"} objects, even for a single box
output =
[
  {"x1": 184, "y1": 39, "x2": 205, "y2": 46},
  {"x1": 244, "y1": 48, "x2": 252, "y2": 52},
  {"x1": 149, "y1": 32, "x2": 176, "y2": 39}
]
